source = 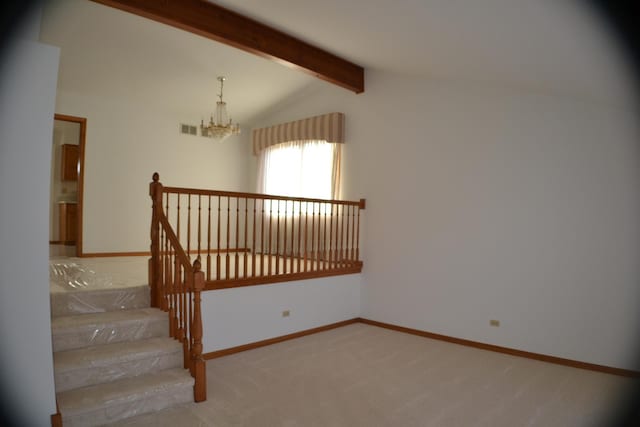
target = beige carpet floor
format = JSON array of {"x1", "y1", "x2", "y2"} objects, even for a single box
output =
[{"x1": 112, "y1": 323, "x2": 637, "y2": 427}]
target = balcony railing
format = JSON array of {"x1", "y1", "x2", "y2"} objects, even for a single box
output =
[
  {"x1": 148, "y1": 173, "x2": 365, "y2": 402},
  {"x1": 151, "y1": 173, "x2": 365, "y2": 292}
]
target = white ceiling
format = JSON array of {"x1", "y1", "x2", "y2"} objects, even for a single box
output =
[
  {"x1": 40, "y1": 0, "x2": 633, "y2": 127},
  {"x1": 39, "y1": 0, "x2": 320, "y2": 125},
  {"x1": 211, "y1": 0, "x2": 632, "y2": 102}
]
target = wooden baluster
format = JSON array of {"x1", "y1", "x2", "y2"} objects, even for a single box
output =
[
  {"x1": 164, "y1": 192, "x2": 170, "y2": 293},
  {"x1": 165, "y1": 192, "x2": 170, "y2": 225},
  {"x1": 176, "y1": 194, "x2": 181, "y2": 253},
  {"x1": 352, "y1": 204, "x2": 357, "y2": 265},
  {"x1": 181, "y1": 263, "x2": 188, "y2": 369},
  {"x1": 357, "y1": 199, "x2": 365, "y2": 263},
  {"x1": 197, "y1": 195, "x2": 202, "y2": 258},
  {"x1": 167, "y1": 249, "x2": 173, "y2": 332},
  {"x1": 166, "y1": 194, "x2": 172, "y2": 293},
  {"x1": 289, "y1": 200, "x2": 296, "y2": 273},
  {"x1": 188, "y1": 264, "x2": 193, "y2": 370},
  {"x1": 345, "y1": 204, "x2": 351, "y2": 265},
  {"x1": 318, "y1": 203, "x2": 322, "y2": 270},
  {"x1": 311, "y1": 202, "x2": 316, "y2": 271},
  {"x1": 244, "y1": 197, "x2": 248, "y2": 278},
  {"x1": 345, "y1": 204, "x2": 351, "y2": 266},
  {"x1": 275, "y1": 200, "x2": 280, "y2": 275},
  {"x1": 172, "y1": 255, "x2": 180, "y2": 339},
  {"x1": 207, "y1": 196, "x2": 211, "y2": 281},
  {"x1": 343, "y1": 204, "x2": 348, "y2": 267},
  {"x1": 216, "y1": 196, "x2": 221, "y2": 280},
  {"x1": 292, "y1": 201, "x2": 296, "y2": 273},
  {"x1": 159, "y1": 227, "x2": 164, "y2": 309},
  {"x1": 297, "y1": 200, "x2": 302, "y2": 273},
  {"x1": 318, "y1": 204, "x2": 322, "y2": 271},
  {"x1": 331, "y1": 203, "x2": 336, "y2": 268},
  {"x1": 334, "y1": 204, "x2": 339, "y2": 268},
  {"x1": 226, "y1": 196, "x2": 230, "y2": 280},
  {"x1": 303, "y1": 201, "x2": 309, "y2": 272},
  {"x1": 187, "y1": 195, "x2": 192, "y2": 256},
  {"x1": 350, "y1": 205, "x2": 356, "y2": 264},
  {"x1": 323, "y1": 203, "x2": 328, "y2": 270},
  {"x1": 252, "y1": 198, "x2": 257, "y2": 277},
  {"x1": 162, "y1": 228, "x2": 169, "y2": 311},
  {"x1": 178, "y1": 258, "x2": 184, "y2": 343},
  {"x1": 337, "y1": 205, "x2": 344, "y2": 268},
  {"x1": 149, "y1": 173, "x2": 162, "y2": 308},
  {"x1": 343, "y1": 204, "x2": 348, "y2": 266},
  {"x1": 341, "y1": 204, "x2": 347, "y2": 266},
  {"x1": 283, "y1": 200, "x2": 288, "y2": 274},
  {"x1": 235, "y1": 197, "x2": 240, "y2": 279},
  {"x1": 316, "y1": 202, "x2": 321, "y2": 270},
  {"x1": 260, "y1": 199, "x2": 265, "y2": 276},
  {"x1": 191, "y1": 258, "x2": 206, "y2": 402},
  {"x1": 328, "y1": 203, "x2": 335, "y2": 269},
  {"x1": 343, "y1": 204, "x2": 347, "y2": 267},
  {"x1": 268, "y1": 199, "x2": 273, "y2": 276}
]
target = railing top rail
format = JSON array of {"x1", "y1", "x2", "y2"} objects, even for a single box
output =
[
  {"x1": 163, "y1": 186, "x2": 364, "y2": 207},
  {"x1": 157, "y1": 212, "x2": 194, "y2": 274}
]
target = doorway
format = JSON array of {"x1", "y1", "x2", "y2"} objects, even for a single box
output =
[{"x1": 49, "y1": 114, "x2": 86, "y2": 257}]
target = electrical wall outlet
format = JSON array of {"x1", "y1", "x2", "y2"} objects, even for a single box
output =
[
  {"x1": 490, "y1": 319, "x2": 500, "y2": 327},
  {"x1": 282, "y1": 310, "x2": 290, "y2": 317}
]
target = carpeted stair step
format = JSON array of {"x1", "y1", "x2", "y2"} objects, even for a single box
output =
[
  {"x1": 51, "y1": 308, "x2": 169, "y2": 352},
  {"x1": 57, "y1": 367, "x2": 194, "y2": 427},
  {"x1": 50, "y1": 285, "x2": 150, "y2": 317},
  {"x1": 54, "y1": 337, "x2": 183, "y2": 392}
]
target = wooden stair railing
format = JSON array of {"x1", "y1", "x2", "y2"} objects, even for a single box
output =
[
  {"x1": 149, "y1": 172, "x2": 206, "y2": 402},
  {"x1": 149, "y1": 172, "x2": 366, "y2": 402},
  {"x1": 150, "y1": 173, "x2": 365, "y2": 292}
]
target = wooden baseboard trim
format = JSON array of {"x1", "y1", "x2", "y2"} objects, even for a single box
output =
[
  {"x1": 51, "y1": 413, "x2": 62, "y2": 427},
  {"x1": 49, "y1": 240, "x2": 76, "y2": 246},
  {"x1": 81, "y1": 251, "x2": 149, "y2": 258},
  {"x1": 80, "y1": 248, "x2": 252, "y2": 258},
  {"x1": 357, "y1": 318, "x2": 640, "y2": 378},
  {"x1": 199, "y1": 316, "x2": 638, "y2": 377},
  {"x1": 51, "y1": 401, "x2": 62, "y2": 427},
  {"x1": 204, "y1": 318, "x2": 360, "y2": 360}
]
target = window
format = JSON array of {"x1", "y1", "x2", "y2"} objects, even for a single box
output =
[{"x1": 257, "y1": 140, "x2": 341, "y2": 200}]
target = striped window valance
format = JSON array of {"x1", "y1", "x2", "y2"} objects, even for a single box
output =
[{"x1": 252, "y1": 112, "x2": 345, "y2": 155}]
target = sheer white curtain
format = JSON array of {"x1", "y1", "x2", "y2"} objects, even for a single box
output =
[
  {"x1": 256, "y1": 139, "x2": 341, "y2": 200},
  {"x1": 255, "y1": 140, "x2": 341, "y2": 257}
]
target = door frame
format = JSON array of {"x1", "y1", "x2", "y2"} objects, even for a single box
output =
[{"x1": 54, "y1": 113, "x2": 87, "y2": 257}]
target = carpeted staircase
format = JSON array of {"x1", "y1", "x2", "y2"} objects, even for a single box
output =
[{"x1": 51, "y1": 285, "x2": 194, "y2": 426}]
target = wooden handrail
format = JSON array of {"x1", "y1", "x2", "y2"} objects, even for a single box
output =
[
  {"x1": 163, "y1": 185, "x2": 366, "y2": 208},
  {"x1": 149, "y1": 173, "x2": 206, "y2": 403}
]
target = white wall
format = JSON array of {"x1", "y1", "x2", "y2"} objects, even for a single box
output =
[
  {"x1": 40, "y1": 0, "x2": 252, "y2": 254},
  {"x1": 55, "y1": 90, "x2": 250, "y2": 253},
  {"x1": 202, "y1": 274, "x2": 361, "y2": 352},
  {"x1": 252, "y1": 63, "x2": 640, "y2": 369},
  {"x1": 0, "y1": 38, "x2": 60, "y2": 426}
]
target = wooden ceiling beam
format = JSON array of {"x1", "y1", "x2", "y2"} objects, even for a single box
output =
[{"x1": 89, "y1": 0, "x2": 365, "y2": 93}]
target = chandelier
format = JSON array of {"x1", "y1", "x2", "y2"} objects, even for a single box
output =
[{"x1": 200, "y1": 76, "x2": 240, "y2": 140}]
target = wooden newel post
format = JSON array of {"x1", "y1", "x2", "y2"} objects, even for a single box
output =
[
  {"x1": 191, "y1": 257, "x2": 207, "y2": 402},
  {"x1": 149, "y1": 172, "x2": 163, "y2": 308}
]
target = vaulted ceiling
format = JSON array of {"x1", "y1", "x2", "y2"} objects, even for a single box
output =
[
  {"x1": 40, "y1": 0, "x2": 632, "y2": 128},
  {"x1": 210, "y1": 0, "x2": 631, "y2": 103}
]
